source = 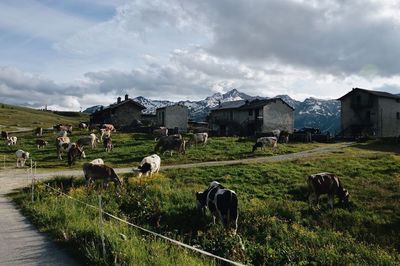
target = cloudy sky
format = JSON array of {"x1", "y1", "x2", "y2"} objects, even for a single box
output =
[{"x1": 1, "y1": 0, "x2": 400, "y2": 110}]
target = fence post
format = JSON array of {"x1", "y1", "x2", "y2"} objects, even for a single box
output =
[
  {"x1": 3, "y1": 155, "x2": 5, "y2": 169},
  {"x1": 99, "y1": 195, "x2": 106, "y2": 261},
  {"x1": 31, "y1": 165, "x2": 34, "y2": 203}
]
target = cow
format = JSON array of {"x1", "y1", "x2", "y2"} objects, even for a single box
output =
[
  {"x1": 79, "y1": 122, "x2": 88, "y2": 130},
  {"x1": 54, "y1": 124, "x2": 72, "y2": 134},
  {"x1": 82, "y1": 163, "x2": 122, "y2": 188},
  {"x1": 7, "y1": 136, "x2": 17, "y2": 146},
  {"x1": 152, "y1": 127, "x2": 168, "y2": 141},
  {"x1": 89, "y1": 124, "x2": 101, "y2": 131},
  {"x1": 103, "y1": 137, "x2": 113, "y2": 152},
  {"x1": 154, "y1": 135, "x2": 186, "y2": 156},
  {"x1": 252, "y1": 137, "x2": 277, "y2": 152},
  {"x1": 77, "y1": 133, "x2": 99, "y2": 149},
  {"x1": 35, "y1": 127, "x2": 43, "y2": 137},
  {"x1": 1, "y1": 131, "x2": 8, "y2": 140},
  {"x1": 196, "y1": 181, "x2": 238, "y2": 235},
  {"x1": 102, "y1": 124, "x2": 116, "y2": 132},
  {"x1": 100, "y1": 128, "x2": 111, "y2": 141},
  {"x1": 279, "y1": 130, "x2": 290, "y2": 143},
  {"x1": 56, "y1": 136, "x2": 71, "y2": 159},
  {"x1": 188, "y1": 132, "x2": 208, "y2": 147},
  {"x1": 307, "y1": 172, "x2": 350, "y2": 208},
  {"x1": 90, "y1": 158, "x2": 104, "y2": 165},
  {"x1": 133, "y1": 154, "x2": 161, "y2": 177},
  {"x1": 67, "y1": 144, "x2": 85, "y2": 166},
  {"x1": 36, "y1": 139, "x2": 48, "y2": 149},
  {"x1": 16, "y1": 149, "x2": 29, "y2": 168}
]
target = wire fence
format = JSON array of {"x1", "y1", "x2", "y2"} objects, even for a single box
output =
[{"x1": 27, "y1": 163, "x2": 245, "y2": 266}]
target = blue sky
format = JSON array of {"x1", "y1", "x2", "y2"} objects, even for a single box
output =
[{"x1": 1, "y1": 0, "x2": 400, "y2": 110}]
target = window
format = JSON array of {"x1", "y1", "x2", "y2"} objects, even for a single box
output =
[
  {"x1": 397, "y1": 99, "x2": 400, "y2": 103},
  {"x1": 248, "y1": 109, "x2": 253, "y2": 116},
  {"x1": 366, "y1": 111, "x2": 371, "y2": 121},
  {"x1": 397, "y1": 112, "x2": 400, "y2": 120}
]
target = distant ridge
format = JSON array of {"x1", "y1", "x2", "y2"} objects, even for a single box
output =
[{"x1": 83, "y1": 89, "x2": 341, "y2": 132}]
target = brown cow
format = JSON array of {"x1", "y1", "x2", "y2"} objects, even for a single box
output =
[
  {"x1": 36, "y1": 139, "x2": 48, "y2": 149},
  {"x1": 82, "y1": 163, "x2": 122, "y2": 187}
]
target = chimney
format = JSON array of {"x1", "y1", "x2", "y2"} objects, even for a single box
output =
[
  {"x1": 117, "y1": 97, "x2": 121, "y2": 104},
  {"x1": 125, "y1": 94, "x2": 129, "y2": 101},
  {"x1": 218, "y1": 100, "x2": 221, "y2": 107}
]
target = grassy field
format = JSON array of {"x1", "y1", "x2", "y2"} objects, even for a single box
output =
[
  {"x1": 11, "y1": 143, "x2": 400, "y2": 265},
  {"x1": 0, "y1": 103, "x2": 88, "y2": 131},
  {"x1": 0, "y1": 130, "x2": 327, "y2": 169}
]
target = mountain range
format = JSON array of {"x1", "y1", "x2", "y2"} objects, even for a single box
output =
[{"x1": 84, "y1": 89, "x2": 341, "y2": 132}]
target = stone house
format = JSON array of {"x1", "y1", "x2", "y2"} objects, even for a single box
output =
[
  {"x1": 338, "y1": 88, "x2": 400, "y2": 138},
  {"x1": 90, "y1": 94, "x2": 146, "y2": 129},
  {"x1": 156, "y1": 104, "x2": 188, "y2": 132},
  {"x1": 209, "y1": 98, "x2": 294, "y2": 136}
]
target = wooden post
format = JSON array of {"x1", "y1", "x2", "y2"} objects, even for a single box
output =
[
  {"x1": 31, "y1": 170, "x2": 34, "y2": 203},
  {"x1": 3, "y1": 155, "x2": 5, "y2": 169},
  {"x1": 99, "y1": 195, "x2": 106, "y2": 260}
]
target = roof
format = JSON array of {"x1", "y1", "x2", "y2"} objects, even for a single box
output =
[
  {"x1": 338, "y1": 88, "x2": 400, "y2": 100},
  {"x1": 156, "y1": 104, "x2": 188, "y2": 111},
  {"x1": 210, "y1": 100, "x2": 245, "y2": 111},
  {"x1": 210, "y1": 98, "x2": 294, "y2": 112},
  {"x1": 91, "y1": 99, "x2": 146, "y2": 115},
  {"x1": 240, "y1": 98, "x2": 295, "y2": 110}
]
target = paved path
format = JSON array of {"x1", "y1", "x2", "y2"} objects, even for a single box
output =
[{"x1": 0, "y1": 142, "x2": 352, "y2": 265}]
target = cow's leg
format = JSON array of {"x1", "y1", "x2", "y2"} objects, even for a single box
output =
[
  {"x1": 328, "y1": 194, "x2": 334, "y2": 208},
  {"x1": 308, "y1": 193, "x2": 314, "y2": 207}
]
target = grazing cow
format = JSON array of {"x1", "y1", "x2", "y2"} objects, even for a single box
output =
[
  {"x1": 307, "y1": 172, "x2": 350, "y2": 208},
  {"x1": 279, "y1": 130, "x2": 290, "y2": 143},
  {"x1": 36, "y1": 139, "x2": 48, "y2": 149},
  {"x1": 54, "y1": 124, "x2": 72, "y2": 134},
  {"x1": 152, "y1": 127, "x2": 168, "y2": 141},
  {"x1": 90, "y1": 158, "x2": 104, "y2": 165},
  {"x1": 67, "y1": 144, "x2": 85, "y2": 166},
  {"x1": 79, "y1": 122, "x2": 88, "y2": 130},
  {"x1": 82, "y1": 163, "x2": 122, "y2": 188},
  {"x1": 1, "y1": 131, "x2": 8, "y2": 140},
  {"x1": 134, "y1": 154, "x2": 161, "y2": 177},
  {"x1": 252, "y1": 137, "x2": 277, "y2": 152},
  {"x1": 103, "y1": 137, "x2": 113, "y2": 152},
  {"x1": 196, "y1": 181, "x2": 238, "y2": 235},
  {"x1": 77, "y1": 133, "x2": 98, "y2": 149},
  {"x1": 56, "y1": 136, "x2": 71, "y2": 159},
  {"x1": 102, "y1": 124, "x2": 116, "y2": 132},
  {"x1": 89, "y1": 124, "x2": 101, "y2": 131},
  {"x1": 35, "y1": 127, "x2": 43, "y2": 137},
  {"x1": 16, "y1": 149, "x2": 29, "y2": 167},
  {"x1": 100, "y1": 128, "x2": 111, "y2": 141},
  {"x1": 7, "y1": 136, "x2": 17, "y2": 146},
  {"x1": 189, "y1": 132, "x2": 208, "y2": 147},
  {"x1": 154, "y1": 135, "x2": 186, "y2": 156}
]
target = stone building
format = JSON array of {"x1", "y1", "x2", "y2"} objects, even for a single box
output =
[
  {"x1": 209, "y1": 98, "x2": 294, "y2": 136},
  {"x1": 90, "y1": 94, "x2": 146, "y2": 129},
  {"x1": 338, "y1": 88, "x2": 400, "y2": 138},
  {"x1": 156, "y1": 104, "x2": 188, "y2": 132}
]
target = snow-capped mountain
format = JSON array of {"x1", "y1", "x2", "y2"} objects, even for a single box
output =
[
  {"x1": 82, "y1": 105, "x2": 103, "y2": 114},
  {"x1": 84, "y1": 89, "x2": 341, "y2": 132}
]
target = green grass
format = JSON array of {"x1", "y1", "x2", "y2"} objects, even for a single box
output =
[
  {"x1": 0, "y1": 130, "x2": 327, "y2": 169},
  {"x1": 0, "y1": 103, "x2": 88, "y2": 131},
  {"x1": 11, "y1": 145, "x2": 400, "y2": 265}
]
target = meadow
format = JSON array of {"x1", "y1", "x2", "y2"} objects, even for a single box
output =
[
  {"x1": 0, "y1": 129, "x2": 326, "y2": 170},
  {"x1": 11, "y1": 143, "x2": 400, "y2": 265}
]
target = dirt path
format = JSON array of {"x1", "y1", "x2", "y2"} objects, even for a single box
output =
[{"x1": 0, "y1": 142, "x2": 352, "y2": 265}]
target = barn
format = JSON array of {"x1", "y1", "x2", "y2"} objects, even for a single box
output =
[
  {"x1": 156, "y1": 104, "x2": 189, "y2": 133},
  {"x1": 90, "y1": 94, "x2": 146, "y2": 129},
  {"x1": 209, "y1": 98, "x2": 294, "y2": 136}
]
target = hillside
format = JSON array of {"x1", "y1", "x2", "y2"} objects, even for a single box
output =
[{"x1": 0, "y1": 103, "x2": 89, "y2": 131}]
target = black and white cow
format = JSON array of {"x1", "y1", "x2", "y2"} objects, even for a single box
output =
[
  {"x1": 307, "y1": 172, "x2": 350, "y2": 208},
  {"x1": 196, "y1": 181, "x2": 238, "y2": 234},
  {"x1": 133, "y1": 154, "x2": 161, "y2": 177},
  {"x1": 252, "y1": 136, "x2": 277, "y2": 152}
]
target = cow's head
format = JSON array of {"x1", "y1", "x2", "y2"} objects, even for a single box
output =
[
  {"x1": 339, "y1": 188, "x2": 350, "y2": 205},
  {"x1": 252, "y1": 142, "x2": 262, "y2": 152},
  {"x1": 196, "y1": 191, "x2": 207, "y2": 209}
]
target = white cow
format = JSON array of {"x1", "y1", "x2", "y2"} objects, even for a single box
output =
[
  {"x1": 100, "y1": 128, "x2": 111, "y2": 141},
  {"x1": 252, "y1": 136, "x2": 277, "y2": 152},
  {"x1": 90, "y1": 158, "x2": 104, "y2": 165},
  {"x1": 16, "y1": 149, "x2": 29, "y2": 167},
  {"x1": 7, "y1": 136, "x2": 17, "y2": 146},
  {"x1": 56, "y1": 136, "x2": 71, "y2": 159},
  {"x1": 77, "y1": 133, "x2": 98, "y2": 149},
  {"x1": 134, "y1": 154, "x2": 161, "y2": 177},
  {"x1": 189, "y1": 132, "x2": 208, "y2": 147}
]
